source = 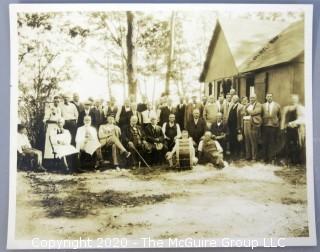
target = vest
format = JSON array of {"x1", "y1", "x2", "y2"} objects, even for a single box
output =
[
  {"x1": 165, "y1": 123, "x2": 177, "y2": 140},
  {"x1": 202, "y1": 139, "x2": 218, "y2": 153}
]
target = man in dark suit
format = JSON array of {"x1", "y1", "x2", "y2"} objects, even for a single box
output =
[
  {"x1": 104, "y1": 97, "x2": 118, "y2": 118},
  {"x1": 159, "y1": 98, "x2": 175, "y2": 126},
  {"x1": 262, "y1": 93, "x2": 281, "y2": 163},
  {"x1": 211, "y1": 112, "x2": 227, "y2": 154},
  {"x1": 92, "y1": 99, "x2": 105, "y2": 128},
  {"x1": 185, "y1": 95, "x2": 204, "y2": 128},
  {"x1": 244, "y1": 94, "x2": 262, "y2": 161},
  {"x1": 186, "y1": 108, "x2": 207, "y2": 147},
  {"x1": 137, "y1": 95, "x2": 148, "y2": 113},
  {"x1": 175, "y1": 96, "x2": 188, "y2": 130},
  {"x1": 144, "y1": 116, "x2": 167, "y2": 165},
  {"x1": 122, "y1": 115, "x2": 147, "y2": 168},
  {"x1": 78, "y1": 100, "x2": 96, "y2": 128},
  {"x1": 227, "y1": 95, "x2": 243, "y2": 160},
  {"x1": 116, "y1": 99, "x2": 132, "y2": 130}
]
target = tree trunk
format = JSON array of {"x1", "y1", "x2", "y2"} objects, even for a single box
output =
[
  {"x1": 107, "y1": 52, "x2": 112, "y2": 99},
  {"x1": 165, "y1": 11, "x2": 176, "y2": 95},
  {"x1": 126, "y1": 11, "x2": 137, "y2": 96}
]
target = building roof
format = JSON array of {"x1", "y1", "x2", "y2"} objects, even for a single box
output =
[
  {"x1": 199, "y1": 20, "x2": 238, "y2": 83},
  {"x1": 239, "y1": 20, "x2": 304, "y2": 73},
  {"x1": 199, "y1": 18, "x2": 293, "y2": 82}
]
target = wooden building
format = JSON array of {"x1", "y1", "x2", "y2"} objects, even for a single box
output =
[{"x1": 199, "y1": 19, "x2": 304, "y2": 106}]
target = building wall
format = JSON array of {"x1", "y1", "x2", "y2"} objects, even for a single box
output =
[
  {"x1": 292, "y1": 53, "x2": 305, "y2": 105},
  {"x1": 204, "y1": 58, "x2": 304, "y2": 106},
  {"x1": 239, "y1": 77, "x2": 247, "y2": 98},
  {"x1": 257, "y1": 63, "x2": 305, "y2": 107}
]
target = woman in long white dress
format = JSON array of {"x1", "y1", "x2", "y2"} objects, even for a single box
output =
[
  {"x1": 49, "y1": 118, "x2": 79, "y2": 171},
  {"x1": 43, "y1": 96, "x2": 62, "y2": 159}
]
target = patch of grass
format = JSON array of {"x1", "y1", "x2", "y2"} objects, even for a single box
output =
[
  {"x1": 290, "y1": 226, "x2": 309, "y2": 237},
  {"x1": 40, "y1": 190, "x2": 173, "y2": 218},
  {"x1": 281, "y1": 197, "x2": 307, "y2": 205},
  {"x1": 274, "y1": 166, "x2": 306, "y2": 185}
]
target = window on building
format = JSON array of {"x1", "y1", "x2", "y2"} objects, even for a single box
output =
[{"x1": 208, "y1": 83, "x2": 213, "y2": 95}]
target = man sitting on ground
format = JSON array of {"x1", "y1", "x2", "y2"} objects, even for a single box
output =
[
  {"x1": 17, "y1": 124, "x2": 45, "y2": 172},
  {"x1": 75, "y1": 116, "x2": 103, "y2": 169},
  {"x1": 198, "y1": 131, "x2": 226, "y2": 169},
  {"x1": 99, "y1": 115, "x2": 131, "y2": 169}
]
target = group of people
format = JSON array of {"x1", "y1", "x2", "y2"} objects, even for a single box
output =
[{"x1": 17, "y1": 89, "x2": 306, "y2": 173}]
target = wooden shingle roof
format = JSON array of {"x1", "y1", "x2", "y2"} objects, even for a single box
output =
[{"x1": 239, "y1": 20, "x2": 304, "y2": 73}]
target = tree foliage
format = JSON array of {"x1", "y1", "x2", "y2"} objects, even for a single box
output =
[{"x1": 18, "y1": 13, "x2": 74, "y2": 147}]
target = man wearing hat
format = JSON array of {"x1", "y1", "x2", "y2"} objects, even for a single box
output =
[
  {"x1": 60, "y1": 93, "x2": 79, "y2": 146},
  {"x1": 78, "y1": 100, "x2": 96, "y2": 128}
]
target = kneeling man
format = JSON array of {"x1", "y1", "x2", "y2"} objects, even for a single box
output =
[{"x1": 198, "y1": 131, "x2": 225, "y2": 168}]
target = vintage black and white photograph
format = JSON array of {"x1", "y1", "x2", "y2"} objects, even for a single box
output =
[{"x1": 8, "y1": 3, "x2": 315, "y2": 249}]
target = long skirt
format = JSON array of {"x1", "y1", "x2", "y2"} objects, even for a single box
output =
[
  {"x1": 44, "y1": 123, "x2": 59, "y2": 159},
  {"x1": 53, "y1": 144, "x2": 78, "y2": 159}
]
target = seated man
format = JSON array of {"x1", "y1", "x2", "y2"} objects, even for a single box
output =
[
  {"x1": 186, "y1": 108, "x2": 206, "y2": 147},
  {"x1": 166, "y1": 130, "x2": 198, "y2": 169},
  {"x1": 144, "y1": 116, "x2": 167, "y2": 165},
  {"x1": 75, "y1": 116, "x2": 103, "y2": 169},
  {"x1": 210, "y1": 112, "x2": 227, "y2": 153},
  {"x1": 99, "y1": 115, "x2": 131, "y2": 169},
  {"x1": 49, "y1": 118, "x2": 79, "y2": 173},
  {"x1": 198, "y1": 131, "x2": 225, "y2": 169},
  {"x1": 17, "y1": 124, "x2": 45, "y2": 172},
  {"x1": 122, "y1": 115, "x2": 147, "y2": 168},
  {"x1": 162, "y1": 113, "x2": 181, "y2": 151}
]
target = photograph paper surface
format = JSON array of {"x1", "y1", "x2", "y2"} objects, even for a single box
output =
[{"x1": 8, "y1": 3, "x2": 316, "y2": 249}]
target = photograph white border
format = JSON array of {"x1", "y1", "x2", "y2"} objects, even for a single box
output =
[{"x1": 7, "y1": 3, "x2": 316, "y2": 249}]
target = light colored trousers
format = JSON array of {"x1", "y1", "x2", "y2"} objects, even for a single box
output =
[{"x1": 243, "y1": 120, "x2": 259, "y2": 160}]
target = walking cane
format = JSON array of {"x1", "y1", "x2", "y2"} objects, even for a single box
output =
[{"x1": 131, "y1": 145, "x2": 151, "y2": 169}]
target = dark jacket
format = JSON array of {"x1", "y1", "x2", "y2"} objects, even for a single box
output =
[
  {"x1": 137, "y1": 103, "x2": 148, "y2": 113},
  {"x1": 175, "y1": 104, "x2": 186, "y2": 130},
  {"x1": 159, "y1": 106, "x2": 176, "y2": 126},
  {"x1": 118, "y1": 106, "x2": 132, "y2": 129},
  {"x1": 122, "y1": 124, "x2": 145, "y2": 147},
  {"x1": 144, "y1": 124, "x2": 164, "y2": 143},
  {"x1": 92, "y1": 107, "x2": 105, "y2": 127},
  {"x1": 186, "y1": 118, "x2": 206, "y2": 145},
  {"x1": 105, "y1": 106, "x2": 118, "y2": 118},
  {"x1": 78, "y1": 109, "x2": 96, "y2": 127},
  {"x1": 210, "y1": 121, "x2": 227, "y2": 137}
]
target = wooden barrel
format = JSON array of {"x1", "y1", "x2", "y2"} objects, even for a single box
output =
[{"x1": 176, "y1": 138, "x2": 192, "y2": 170}]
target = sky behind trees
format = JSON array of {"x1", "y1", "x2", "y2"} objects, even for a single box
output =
[{"x1": 18, "y1": 9, "x2": 303, "y2": 104}]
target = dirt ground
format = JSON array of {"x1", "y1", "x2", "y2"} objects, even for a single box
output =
[{"x1": 15, "y1": 161, "x2": 309, "y2": 240}]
